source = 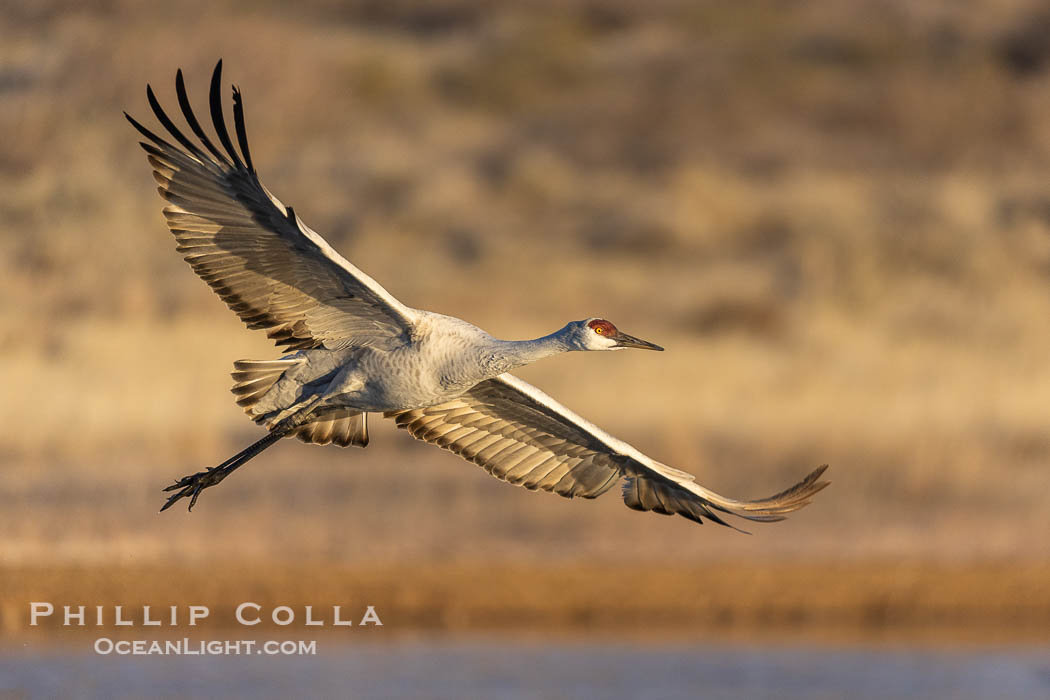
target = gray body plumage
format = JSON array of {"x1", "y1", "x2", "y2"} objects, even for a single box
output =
[
  {"x1": 251, "y1": 312, "x2": 572, "y2": 420},
  {"x1": 130, "y1": 62, "x2": 829, "y2": 526}
]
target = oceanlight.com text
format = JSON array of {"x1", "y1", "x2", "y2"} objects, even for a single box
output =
[{"x1": 93, "y1": 638, "x2": 317, "y2": 656}]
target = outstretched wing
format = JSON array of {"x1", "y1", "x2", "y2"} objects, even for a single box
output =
[
  {"x1": 386, "y1": 374, "x2": 829, "y2": 529},
  {"x1": 126, "y1": 60, "x2": 418, "y2": 351}
]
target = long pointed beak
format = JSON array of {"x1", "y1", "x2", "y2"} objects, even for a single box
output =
[{"x1": 612, "y1": 331, "x2": 664, "y2": 351}]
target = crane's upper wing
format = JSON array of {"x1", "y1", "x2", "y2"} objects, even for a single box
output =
[
  {"x1": 386, "y1": 374, "x2": 828, "y2": 529},
  {"x1": 126, "y1": 61, "x2": 417, "y2": 351}
]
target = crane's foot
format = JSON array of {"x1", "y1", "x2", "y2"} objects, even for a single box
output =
[
  {"x1": 160, "y1": 466, "x2": 232, "y2": 512},
  {"x1": 158, "y1": 422, "x2": 296, "y2": 513}
]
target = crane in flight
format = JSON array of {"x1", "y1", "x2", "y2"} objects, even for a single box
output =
[{"x1": 127, "y1": 61, "x2": 828, "y2": 529}]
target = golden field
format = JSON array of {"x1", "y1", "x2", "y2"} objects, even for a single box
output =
[
  {"x1": 9, "y1": 561, "x2": 1050, "y2": 642},
  {"x1": 4, "y1": 0, "x2": 1050, "y2": 640}
]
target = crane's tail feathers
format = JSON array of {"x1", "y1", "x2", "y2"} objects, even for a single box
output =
[
  {"x1": 294, "y1": 410, "x2": 369, "y2": 448},
  {"x1": 231, "y1": 358, "x2": 302, "y2": 414}
]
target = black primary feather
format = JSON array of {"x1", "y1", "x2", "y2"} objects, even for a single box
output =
[
  {"x1": 124, "y1": 111, "x2": 178, "y2": 153},
  {"x1": 231, "y1": 85, "x2": 255, "y2": 174},
  {"x1": 208, "y1": 60, "x2": 245, "y2": 170},
  {"x1": 175, "y1": 68, "x2": 231, "y2": 167}
]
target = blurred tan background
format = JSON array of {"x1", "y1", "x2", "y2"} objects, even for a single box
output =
[{"x1": 5, "y1": 0, "x2": 1050, "y2": 640}]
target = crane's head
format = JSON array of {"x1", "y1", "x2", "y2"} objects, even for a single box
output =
[{"x1": 569, "y1": 318, "x2": 664, "y2": 352}]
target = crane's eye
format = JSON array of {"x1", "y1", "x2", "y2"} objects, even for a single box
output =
[{"x1": 594, "y1": 326, "x2": 604, "y2": 334}]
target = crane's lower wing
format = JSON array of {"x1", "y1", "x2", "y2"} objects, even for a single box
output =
[
  {"x1": 126, "y1": 61, "x2": 418, "y2": 352},
  {"x1": 386, "y1": 374, "x2": 829, "y2": 529}
]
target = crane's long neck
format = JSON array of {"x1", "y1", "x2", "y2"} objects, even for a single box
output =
[{"x1": 490, "y1": 328, "x2": 574, "y2": 374}]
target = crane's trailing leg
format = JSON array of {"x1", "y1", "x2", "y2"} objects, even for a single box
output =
[{"x1": 160, "y1": 404, "x2": 317, "y2": 512}]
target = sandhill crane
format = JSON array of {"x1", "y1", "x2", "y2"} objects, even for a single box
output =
[{"x1": 127, "y1": 61, "x2": 829, "y2": 529}]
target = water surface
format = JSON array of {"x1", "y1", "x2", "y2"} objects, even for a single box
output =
[{"x1": 3, "y1": 639, "x2": 1048, "y2": 699}]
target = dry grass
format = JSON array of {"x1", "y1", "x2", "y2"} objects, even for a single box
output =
[{"x1": 5, "y1": 0, "x2": 1050, "y2": 633}]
